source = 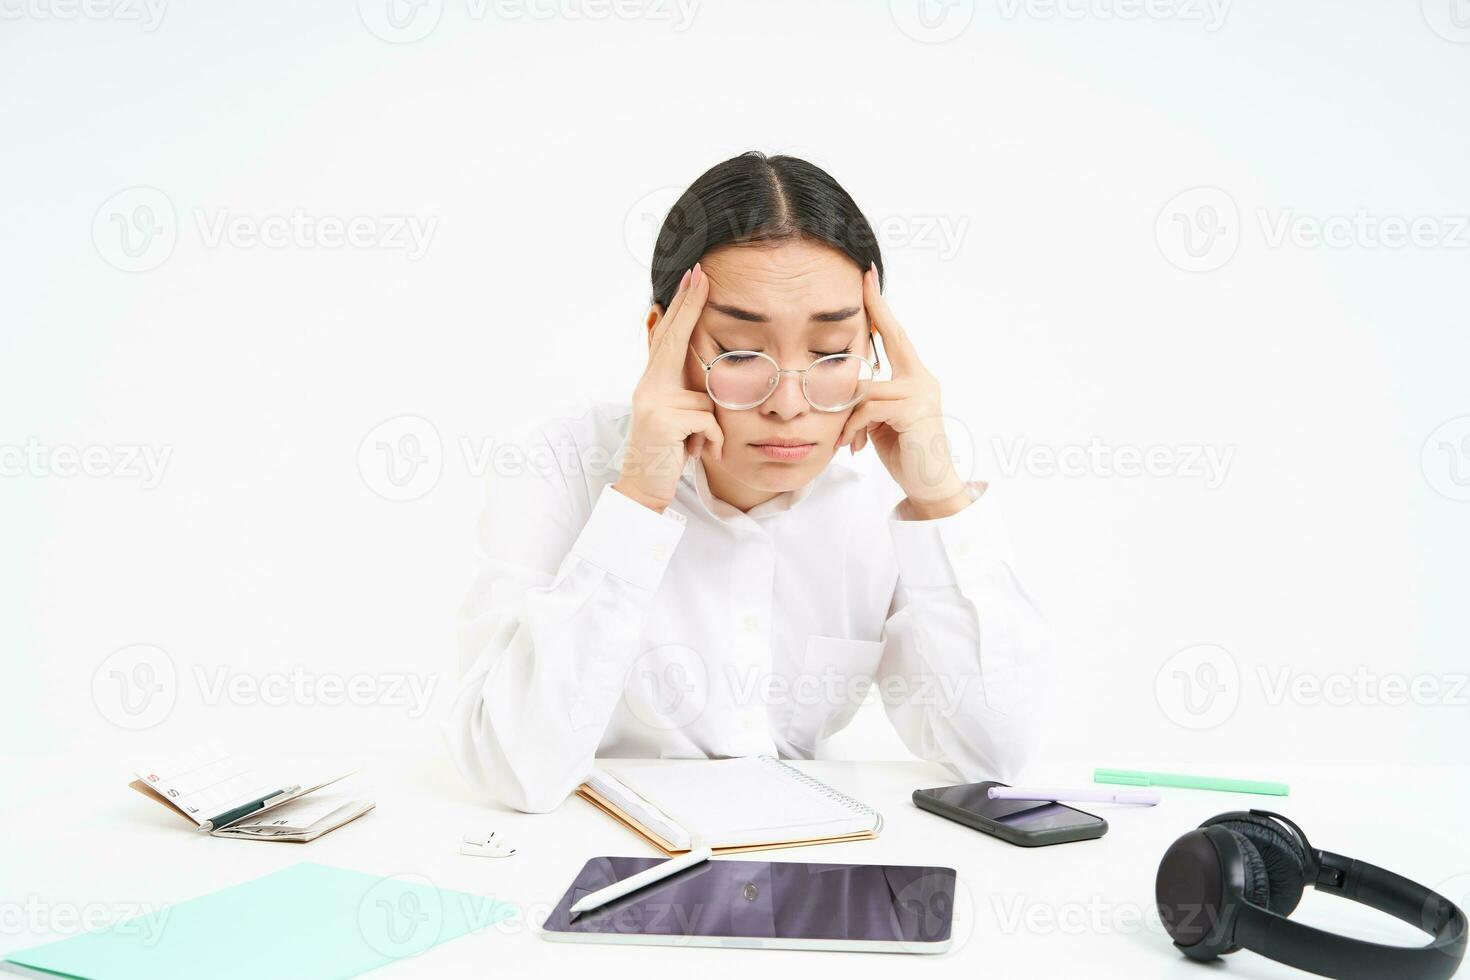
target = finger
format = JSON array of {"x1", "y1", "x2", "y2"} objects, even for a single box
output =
[
  {"x1": 672, "y1": 407, "x2": 724, "y2": 462},
  {"x1": 650, "y1": 261, "x2": 710, "y2": 379},
  {"x1": 649, "y1": 267, "x2": 692, "y2": 350},
  {"x1": 862, "y1": 262, "x2": 919, "y2": 374},
  {"x1": 837, "y1": 400, "x2": 901, "y2": 449},
  {"x1": 667, "y1": 388, "x2": 716, "y2": 412},
  {"x1": 686, "y1": 432, "x2": 705, "y2": 463},
  {"x1": 856, "y1": 378, "x2": 914, "y2": 402}
]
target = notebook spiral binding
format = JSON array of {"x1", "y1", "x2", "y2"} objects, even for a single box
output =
[{"x1": 762, "y1": 756, "x2": 885, "y2": 833}]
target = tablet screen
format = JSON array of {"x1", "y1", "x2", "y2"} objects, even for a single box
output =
[{"x1": 542, "y1": 857, "x2": 955, "y2": 948}]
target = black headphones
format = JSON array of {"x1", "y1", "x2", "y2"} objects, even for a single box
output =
[{"x1": 1155, "y1": 810, "x2": 1467, "y2": 979}]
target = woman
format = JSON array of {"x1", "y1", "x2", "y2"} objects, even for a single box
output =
[{"x1": 447, "y1": 151, "x2": 1050, "y2": 813}]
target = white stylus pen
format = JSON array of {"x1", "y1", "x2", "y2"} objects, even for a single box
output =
[
  {"x1": 569, "y1": 847, "x2": 714, "y2": 915},
  {"x1": 987, "y1": 786, "x2": 1161, "y2": 806}
]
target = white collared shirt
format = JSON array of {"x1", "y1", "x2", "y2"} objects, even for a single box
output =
[{"x1": 445, "y1": 399, "x2": 1050, "y2": 812}]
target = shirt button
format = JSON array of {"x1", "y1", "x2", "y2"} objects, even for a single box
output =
[
  {"x1": 651, "y1": 543, "x2": 667, "y2": 561},
  {"x1": 743, "y1": 883, "x2": 759, "y2": 902},
  {"x1": 955, "y1": 538, "x2": 973, "y2": 557},
  {"x1": 742, "y1": 614, "x2": 758, "y2": 632}
]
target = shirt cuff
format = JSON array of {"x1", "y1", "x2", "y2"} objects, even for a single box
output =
[
  {"x1": 887, "y1": 480, "x2": 1012, "y2": 588},
  {"x1": 569, "y1": 483, "x2": 687, "y2": 592}
]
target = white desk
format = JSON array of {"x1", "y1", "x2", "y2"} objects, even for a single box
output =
[{"x1": 3, "y1": 756, "x2": 1464, "y2": 978}]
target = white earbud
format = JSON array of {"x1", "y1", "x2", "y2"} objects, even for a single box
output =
[{"x1": 459, "y1": 830, "x2": 517, "y2": 858}]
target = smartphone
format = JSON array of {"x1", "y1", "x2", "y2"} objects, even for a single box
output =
[{"x1": 912, "y1": 781, "x2": 1107, "y2": 847}]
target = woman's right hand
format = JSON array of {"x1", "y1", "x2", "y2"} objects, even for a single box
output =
[{"x1": 613, "y1": 262, "x2": 724, "y2": 513}]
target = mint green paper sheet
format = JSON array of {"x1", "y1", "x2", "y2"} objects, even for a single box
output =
[{"x1": 4, "y1": 863, "x2": 516, "y2": 980}]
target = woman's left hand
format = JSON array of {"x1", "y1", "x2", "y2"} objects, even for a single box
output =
[{"x1": 836, "y1": 262, "x2": 975, "y2": 520}]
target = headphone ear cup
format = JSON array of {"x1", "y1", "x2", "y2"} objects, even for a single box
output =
[
  {"x1": 1204, "y1": 814, "x2": 1309, "y2": 916},
  {"x1": 1233, "y1": 832, "x2": 1272, "y2": 912}
]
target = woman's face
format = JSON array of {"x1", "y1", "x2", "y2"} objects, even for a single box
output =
[{"x1": 651, "y1": 239, "x2": 874, "y2": 500}]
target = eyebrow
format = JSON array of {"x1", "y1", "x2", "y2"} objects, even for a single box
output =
[{"x1": 706, "y1": 302, "x2": 862, "y2": 324}]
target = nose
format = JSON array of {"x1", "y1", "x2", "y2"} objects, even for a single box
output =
[{"x1": 760, "y1": 369, "x2": 808, "y2": 421}]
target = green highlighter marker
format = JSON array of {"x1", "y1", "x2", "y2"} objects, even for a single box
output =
[{"x1": 1094, "y1": 768, "x2": 1289, "y2": 797}]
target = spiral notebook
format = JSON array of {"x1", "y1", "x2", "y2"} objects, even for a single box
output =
[{"x1": 576, "y1": 756, "x2": 883, "y2": 855}]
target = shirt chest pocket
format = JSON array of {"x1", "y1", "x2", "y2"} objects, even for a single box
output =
[{"x1": 783, "y1": 634, "x2": 886, "y2": 754}]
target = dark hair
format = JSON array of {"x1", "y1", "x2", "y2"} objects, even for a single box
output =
[{"x1": 650, "y1": 151, "x2": 884, "y2": 310}]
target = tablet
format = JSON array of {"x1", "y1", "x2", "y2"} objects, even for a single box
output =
[{"x1": 540, "y1": 856, "x2": 956, "y2": 954}]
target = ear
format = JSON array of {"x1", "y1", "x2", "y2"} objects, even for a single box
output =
[{"x1": 645, "y1": 303, "x2": 664, "y2": 344}]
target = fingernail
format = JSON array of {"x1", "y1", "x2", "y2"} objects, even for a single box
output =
[
  {"x1": 680, "y1": 268, "x2": 691, "y2": 289},
  {"x1": 692, "y1": 262, "x2": 702, "y2": 286}
]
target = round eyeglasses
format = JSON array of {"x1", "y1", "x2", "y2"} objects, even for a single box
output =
[{"x1": 692, "y1": 331, "x2": 882, "y2": 412}]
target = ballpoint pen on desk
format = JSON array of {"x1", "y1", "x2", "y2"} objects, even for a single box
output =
[
  {"x1": 569, "y1": 847, "x2": 715, "y2": 916},
  {"x1": 1094, "y1": 768, "x2": 1289, "y2": 797},
  {"x1": 988, "y1": 786, "x2": 1161, "y2": 806},
  {"x1": 197, "y1": 785, "x2": 300, "y2": 832}
]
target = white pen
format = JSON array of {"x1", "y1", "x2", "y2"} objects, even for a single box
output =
[
  {"x1": 988, "y1": 786, "x2": 1161, "y2": 806},
  {"x1": 569, "y1": 847, "x2": 714, "y2": 916}
]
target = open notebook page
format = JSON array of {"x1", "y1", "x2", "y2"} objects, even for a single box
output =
[{"x1": 598, "y1": 757, "x2": 880, "y2": 849}]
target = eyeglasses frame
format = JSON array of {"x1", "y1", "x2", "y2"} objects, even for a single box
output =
[{"x1": 691, "y1": 329, "x2": 884, "y2": 413}]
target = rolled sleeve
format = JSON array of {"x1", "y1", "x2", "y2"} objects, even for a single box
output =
[{"x1": 569, "y1": 483, "x2": 687, "y2": 593}]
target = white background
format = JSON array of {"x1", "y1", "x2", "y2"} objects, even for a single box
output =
[{"x1": 3, "y1": 0, "x2": 1469, "y2": 784}]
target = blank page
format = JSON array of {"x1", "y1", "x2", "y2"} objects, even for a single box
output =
[{"x1": 600, "y1": 757, "x2": 881, "y2": 849}]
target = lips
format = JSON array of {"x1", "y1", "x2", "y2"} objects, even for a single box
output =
[{"x1": 751, "y1": 439, "x2": 817, "y2": 462}]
